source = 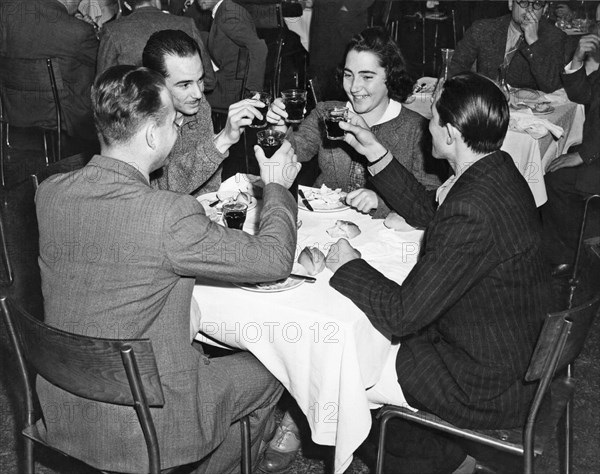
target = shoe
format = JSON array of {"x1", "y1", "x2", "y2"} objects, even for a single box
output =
[
  {"x1": 551, "y1": 263, "x2": 573, "y2": 277},
  {"x1": 257, "y1": 412, "x2": 301, "y2": 473}
]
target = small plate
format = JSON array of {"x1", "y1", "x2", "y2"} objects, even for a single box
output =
[
  {"x1": 234, "y1": 277, "x2": 304, "y2": 293},
  {"x1": 197, "y1": 192, "x2": 257, "y2": 213},
  {"x1": 511, "y1": 88, "x2": 541, "y2": 101},
  {"x1": 298, "y1": 186, "x2": 350, "y2": 213}
]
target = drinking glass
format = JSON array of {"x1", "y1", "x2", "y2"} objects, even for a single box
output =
[
  {"x1": 245, "y1": 90, "x2": 272, "y2": 128},
  {"x1": 257, "y1": 129, "x2": 285, "y2": 158},
  {"x1": 222, "y1": 202, "x2": 248, "y2": 230},
  {"x1": 281, "y1": 89, "x2": 307, "y2": 123},
  {"x1": 324, "y1": 106, "x2": 348, "y2": 140}
]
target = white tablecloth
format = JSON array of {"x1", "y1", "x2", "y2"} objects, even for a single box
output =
[
  {"x1": 405, "y1": 89, "x2": 585, "y2": 207},
  {"x1": 192, "y1": 199, "x2": 423, "y2": 473}
]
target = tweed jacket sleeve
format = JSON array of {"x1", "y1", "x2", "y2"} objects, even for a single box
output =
[
  {"x1": 448, "y1": 19, "x2": 482, "y2": 77},
  {"x1": 165, "y1": 183, "x2": 297, "y2": 280},
  {"x1": 562, "y1": 67, "x2": 600, "y2": 164},
  {"x1": 97, "y1": 28, "x2": 118, "y2": 74}
]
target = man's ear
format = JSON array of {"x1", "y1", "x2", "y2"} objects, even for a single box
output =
[
  {"x1": 445, "y1": 123, "x2": 459, "y2": 145},
  {"x1": 507, "y1": 0, "x2": 513, "y2": 12},
  {"x1": 146, "y1": 123, "x2": 157, "y2": 150}
]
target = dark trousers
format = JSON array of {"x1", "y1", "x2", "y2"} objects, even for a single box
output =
[{"x1": 542, "y1": 165, "x2": 600, "y2": 265}]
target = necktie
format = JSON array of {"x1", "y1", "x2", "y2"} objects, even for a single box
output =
[{"x1": 503, "y1": 34, "x2": 524, "y2": 69}]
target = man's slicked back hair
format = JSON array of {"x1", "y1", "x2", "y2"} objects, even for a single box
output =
[
  {"x1": 435, "y1": 72, "x2": 509, "y2": 155},
  {"x1": 142, "y1": 29, "x2": 202, "y2": 77}
]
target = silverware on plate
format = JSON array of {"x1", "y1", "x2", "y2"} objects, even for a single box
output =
[
  {"x1": 298, "y1": 189, "x2": 314, "y2": 212},
  {"x1": 289, "y1": 273, "x2": 316, "y2": 283}
]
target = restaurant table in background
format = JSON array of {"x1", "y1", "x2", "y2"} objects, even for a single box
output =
[
  {"x1": 405, "y1": 87, "x2": 585, "y2": 207},
  {"x1": 192, "y1": 195, "x2": 423, "y2": 473}
]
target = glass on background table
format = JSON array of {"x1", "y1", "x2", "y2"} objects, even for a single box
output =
[{"x1": 191, "y1": 192, "x2": 424, "y2": 473}]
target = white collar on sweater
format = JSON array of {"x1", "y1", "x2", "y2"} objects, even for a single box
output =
[{"x1": 346, "y1": 99, "x2": 402, "y2": 126}]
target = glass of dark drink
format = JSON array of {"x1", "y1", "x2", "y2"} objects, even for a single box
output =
[
  {"x1": 222, "y1": 202, "x2": 248, "y2": 230},
  {"x1": 257, "y1": 129, "x2": 285, "y2": 158},
  {"x1": 281, "y1": 89, "x2": 307, "y2": 124},
  {"x1": 324, "y1": 106, "x2": 348, "y2": 140},
  {"x1": 245, "y1": 90, "x2": 272, "y2": 128}
]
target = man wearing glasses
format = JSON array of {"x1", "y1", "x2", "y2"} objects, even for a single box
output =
[{"x1": 449, "y1": 0, "x2": 566, "y2": 92}]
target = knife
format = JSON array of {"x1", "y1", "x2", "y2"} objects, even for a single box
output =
[
  {"x1": 289, "y1": 273, "x2": 316, "y2": 283},
  {"x1": 298, "y1": 189, "x2": 314, "y2": 212}
]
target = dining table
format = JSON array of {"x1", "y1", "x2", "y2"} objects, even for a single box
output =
[
  {"x1": 191, "y1": 186, "x2": 423, "y2": 473},
  {"x1": 405, "y1": 85, "x2": 585, "y2": 207}
]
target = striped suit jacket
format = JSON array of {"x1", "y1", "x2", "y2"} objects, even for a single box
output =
[
  {"x1": 449, "y1": 15, "x2": 566, "y2": 93},
  {"x1": 330, "y1": 151, "x2": 551, "y2": 429}
]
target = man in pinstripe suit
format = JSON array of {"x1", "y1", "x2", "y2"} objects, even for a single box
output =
[{"x1": 328, "y1": 72, "x2": 551, "y2": 472}]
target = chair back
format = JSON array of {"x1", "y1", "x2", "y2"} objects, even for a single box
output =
[
  {"x1": 0, "y1": 294, "x2": 165, "y2": 473},
  {"x1": 0, "y1": 56, "x2": 63, "y2": 130},
  {"x1": 1, "y1": 296, "x2": 164, "y2": 406},
  {"x1": 0, "y1": 211, "x2": 13, "y2": 287},
  {"x1": 526, "y1": 294, "x2": 600, "y2": 384}
]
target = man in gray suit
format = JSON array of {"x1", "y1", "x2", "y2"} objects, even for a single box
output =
[
  {"x1": 35, "y1": 65, "x2": 300, "y2": 473},
  {"x1": 96, "y1": 0, "x2": 216, "y2": 91},
  {"x1": 143, "y1": 30, "x2": 267, "y2": 195}
]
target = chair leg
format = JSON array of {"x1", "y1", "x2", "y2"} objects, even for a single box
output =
[
  {"x1": 42, "y1": 132, "x2": 49, "y2": 167},
  {"x1": 562, "y1": 398, "x2": 572, "y2": 474},
  {"x1": 376, "y1": 412, "x2": 392, "y2": 474},
  {"x1": 24, "y1": 436, "x2": 35, "y2": 474},
  {"x1": 240, "y1": 415, "x2": 251, "y2": 474}
]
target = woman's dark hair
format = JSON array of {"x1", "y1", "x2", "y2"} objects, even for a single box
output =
[
  {"x1": 143, "y1": 29, "x2": 202, "y2": 78},
  {"x1": 435, "y1": 72, "x2": 509, "y2": 155},
  {"x1": 91, "y1": 65, "x2": 168, "y2": 145},
  {"x1": 337, "y1": 27, "x2": 414, "y2": 103}
]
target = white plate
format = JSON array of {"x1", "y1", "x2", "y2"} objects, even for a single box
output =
[
  {"x1": 234, "y1": 277, "x2": 304, "y2": 293},
  {"x1": 532, "y1": 106, "x2": 555, "y2": 115},
  {"x1": 298, "y1": 186, "x2": 350, "y2": 213},
  {"x1": 197, "y1": 192, "x2": 257, "y2": 213}
]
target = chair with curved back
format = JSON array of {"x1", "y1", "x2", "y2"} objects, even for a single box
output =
[
  {"x1": 1, "y1": 284, "x2": 252, "y2": 474},
  {"x1": 375, "y1": 291, "x2": 600, "y2": 474}
]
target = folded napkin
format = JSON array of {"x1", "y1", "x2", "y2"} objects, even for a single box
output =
[
  {"x1": 509, "y1": 110, "x2": 564, "y2": 139},
  {"x1": 217, "y1": 173, "x2": 263, "y2": 200},
  {"x1": 542, "y1": 88, "x2": 570, "y2": 105}
]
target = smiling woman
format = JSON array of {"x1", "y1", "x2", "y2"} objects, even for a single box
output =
[{"x1": 266, "y1": 27, "x2": 446, "y2": 217}]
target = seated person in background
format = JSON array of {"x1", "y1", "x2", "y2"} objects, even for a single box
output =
[
  {"x1": 0, "y1": 0, "x2": 98, "y2": 141},
  {"x1": 96, "y1": 0, "x2": 216, "y2": 92},
  {"x1": 35, "y1": 64, "x2": 300, "y2": 474},
  {"x1": 542, "y1": 30, "x2": 600, "y2": 274},
  {"x1": 267, "y1": 27, "x2": 445, "y2": 218},
  {"x1": 324, "y1": 72, "x2": 551, "y2": 472},
  {"x1": 143, "y1": 29, "x2": 266, "y2": 194},
  {"x1": 197, "y1": 0, "x2": 268, "y2": 109},
  {"x1": 449, "y1": 0, "x2": 566, "y2": 93}
]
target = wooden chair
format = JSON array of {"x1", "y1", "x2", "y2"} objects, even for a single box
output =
[
  {"x1": 0, "y1": 294, "x2": 253, "y2": 474},
  {"x1": 375, "y1": 293, "x2": 600, "y2": 474},
  {"x1": 0, "y1": 57, "x2": 63, "y2": 172},
  {"x1": 0, "y1": 210, "x2": 13, "y2": 287}
]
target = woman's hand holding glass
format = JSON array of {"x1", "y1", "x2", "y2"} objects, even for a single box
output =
[{"x1": 266, "y1": 97, "x2": 290, "y2": 133}]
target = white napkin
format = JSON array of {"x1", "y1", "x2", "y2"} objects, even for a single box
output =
[
  {"x1": 217, "y1": 173, "x2": 263, "y2": 200},
  {"x1": 509, "y1": 110, "x2": 564, "y2": 139},
  {"x1": 542, "y1": 88, "x2": 570, "y2": 105}
]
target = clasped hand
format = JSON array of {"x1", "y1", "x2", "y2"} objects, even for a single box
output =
[{"x1": 325, "y1": 238, "x2": 361, "y2": 273}]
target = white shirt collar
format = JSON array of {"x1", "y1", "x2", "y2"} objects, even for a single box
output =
[
  {"x1": 345, "y1": 99, "x2": 402, "y2": 126},
  {"x1": 212, "y1": 0, "x2": 224, "y2": 18}
]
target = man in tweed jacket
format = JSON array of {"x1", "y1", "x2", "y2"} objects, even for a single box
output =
[
  {"x1": 449, "y1": 0, "x2": 566, "y2": 92},
  {"x1": 143, "y1": 30, "x2": 265, "y2": 195},
  {"x1": 35, "y1": 65, "x2": 300, "y2": 473},
  {"x1": 326, "y1": 73, "x2": 551, "y2": 470}
]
